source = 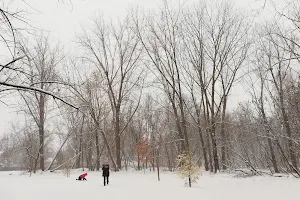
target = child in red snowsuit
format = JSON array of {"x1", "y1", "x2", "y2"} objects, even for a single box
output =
[{"x1": 76, "y1": 173, "x2": 87, "y2": 181}]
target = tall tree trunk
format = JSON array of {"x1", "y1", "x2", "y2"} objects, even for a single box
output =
[
  {"x1": 211, "y1": 63, "x2": 219, "y2": 173},
  {"x1": 210, "y1": 108, "x2": 219, "y2": 173},
  {"x1": 39, "y1": 93, "x2": 45, "y2": 171},
  {"x1": 220, "y1": 95, "x2": 227, "y2": 170},
  {"x1": 100, "y1": 129, "x2": 118, "y2": 171},
  {"x1": 91, "y1": 113, "x2": 118, "y2": 171},
  {"x1": 179, "y1": 100, "x2": 190, "y2": 152},
  {"x1": 176, "y1": 63, "x2": 190, "y2": 153},
  {"x1": 204, "y1": 98, "x2": 213, "y2": 172},
  {"x1": 207, "y1": 132, "x2": 213, "y2": 172},
  {"x1": 198, "y1": 125, "x2": 209, "y2": 171},
  {"x1": 259, "y1": 74, "x2": 280, "y2": 173},
  {"x1": 95, "y1": 131, "x2": 100, "y2": 171},
  {"x1": 210, "y1": 128, "x2": 219, "y2": 173},
  {"x1": 77, "y1": 116, "x2": 85, "y2": 169},
  {"x1": 196, "y1": 111, "x2": 208, "y2": 171},
  {"x1": 115, "y1": 108, "x2": 121, "y2": 170},
  {"x1": 170, "y1": 99, "x2": 185, "y2": 153}
]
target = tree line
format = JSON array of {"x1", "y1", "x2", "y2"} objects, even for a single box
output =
[{"x1": 1, "y1": 0, "x2": 300, "y2": 177}]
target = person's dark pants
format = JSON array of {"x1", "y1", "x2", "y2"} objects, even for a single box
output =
[
  {"x1": 77, "y1": 176, "x2": 87, "y2": 181},
  {"x1": 103, "y1": 176, "x2": 109, "y2": 186}
]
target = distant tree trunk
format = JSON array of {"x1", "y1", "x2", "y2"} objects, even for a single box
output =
[
  {"x1": 29, "y1": 156, "x2": 33, "y2": 175},
  {"x1": 137, "y1": 155, "x2": 141, "y2": 171},
  {"x1": 34, "y1": 152, "x2": 40, "y2": 173},
  {"x1": 81, "y1": 142, "x2": 84, "y2": 171},
  {"x1": 269, "y1": 66, "x2": 298, "y2": 171},
  {"x1": 87, "y1": 140, "x2": 92, "y2": 170},
  {"x1": 280, "y1": 89, "x2": 298, "y2": 170},
  {"x1": 279, "y1": 93, "x2": 298, "y2": 170},
  {"x1": 75, "y1": 140, "x2": 80, "y2": 168},
  {"x1": 46, "y1": 131, "x2": 72, "y2": 171},
  {"x1": 164, "y1": 143, "x2": 171, "y2": 171},
  {"x1": 267, "y1": 138, "x2": 279, "y2": 173},
  {"x1": 76, "y1": 138, "x2": 82, "y2": 169},
  {"x1": 157, "y1": 159, "x2": 160, "y2": 181}
]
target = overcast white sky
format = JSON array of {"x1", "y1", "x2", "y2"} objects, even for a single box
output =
[{"x1": 0, "y1": 0, "x2": 286, "y2": 136}]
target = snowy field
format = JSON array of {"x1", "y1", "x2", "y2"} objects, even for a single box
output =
[{"x1": 1, "y1": 170, "x2": 300, "y2": 200}]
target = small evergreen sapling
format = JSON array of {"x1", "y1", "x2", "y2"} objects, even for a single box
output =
[{"x1": 175, "y1": 151, "x2": 201, "y2": 187}]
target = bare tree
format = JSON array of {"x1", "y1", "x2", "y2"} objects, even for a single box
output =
[
  {"x1": 78, "y1": 15, "x2": 144, "y2": 170},
  {"x1": 134, "y1": 1, "x2": 190, "y2": 155},
  {"x1": 253, "y1": 24, "x2": 300, "y2": 174},
  {"x1": 17, "y1": 35, "x2": 64, "y2": 171}
]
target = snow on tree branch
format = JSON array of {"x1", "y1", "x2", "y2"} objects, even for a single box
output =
[{"x1": 0, "y1": 81, "x2": 79, "y2": 109}]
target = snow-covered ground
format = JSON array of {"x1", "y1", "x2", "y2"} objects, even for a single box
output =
[{"x1": 1, "y1": 170, "x2": 299, "y2": 200}]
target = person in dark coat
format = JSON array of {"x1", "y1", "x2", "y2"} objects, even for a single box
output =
[{"x1": 102, "y1": 164, "x2": 110, "y2": 186}]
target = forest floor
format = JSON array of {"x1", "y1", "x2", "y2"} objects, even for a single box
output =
[{"x1": 1, "y1": 169, "x2": 299, "y2": 200}]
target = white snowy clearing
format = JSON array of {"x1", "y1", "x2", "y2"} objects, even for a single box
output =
[{"x1": 1, "y1": 170, "x2": 299, "y2": 200}]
